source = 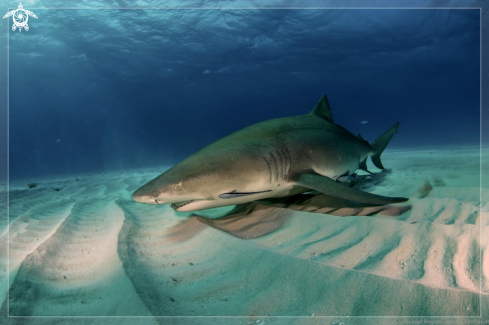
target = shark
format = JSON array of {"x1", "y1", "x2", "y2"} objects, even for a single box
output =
[{"x1": 132, "y1": 95, "x2": 408, "y2": 211}]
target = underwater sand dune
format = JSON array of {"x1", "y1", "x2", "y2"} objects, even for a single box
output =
[
  {"x1": 249, "y1": 191, "x2": 486, "y2": 294},
  {"x1": 1, "y1": 148, "x2": 488, "y2": 322},
  {"x1": 0, "y1": 200, "x2": 73, "y2": 308},
  {"x1": 2, "y1": 180, "x2": 154, "y2": 318}
]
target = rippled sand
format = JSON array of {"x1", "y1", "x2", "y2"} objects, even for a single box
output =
[{"x1": 1, "y1": 147, "x2": 487, "y2": 324}]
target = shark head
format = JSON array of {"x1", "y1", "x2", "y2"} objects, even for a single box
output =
[{"x1": 132, "y1": 147, "x2": 275, "y2": 211}]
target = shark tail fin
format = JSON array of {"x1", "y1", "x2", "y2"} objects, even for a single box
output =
[{"x1": 370, "y1": 122, "x2": 399, "y2": 169}]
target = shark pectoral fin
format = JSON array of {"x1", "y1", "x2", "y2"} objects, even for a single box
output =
[
  {"x1": 293, "y1": 173, "x2": 408, "y2": 205},
  {"x1": 218, "y1": 190, "x2": 272, "y2": 199}
]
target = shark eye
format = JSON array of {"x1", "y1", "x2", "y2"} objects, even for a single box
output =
[{"x1": 172, "y1": 183, "x2": 181, "y2": 191}]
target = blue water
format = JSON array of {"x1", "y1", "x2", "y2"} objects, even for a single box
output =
[{"x1": 6, "y1": 7, "x2": 480, "y2": 180}]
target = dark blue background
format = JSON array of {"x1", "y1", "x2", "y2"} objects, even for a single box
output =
[{"x1": 2, "y1": 6, "x2": 482, "y2": 180}]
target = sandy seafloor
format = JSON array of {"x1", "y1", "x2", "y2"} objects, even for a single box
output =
[{"x1": 0, "y1": 146, "x2": 488, "y2": 325}]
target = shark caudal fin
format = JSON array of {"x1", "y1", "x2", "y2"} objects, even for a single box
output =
[{"x1": 370, "y1": 122, "x2": 399, "y2": 169}]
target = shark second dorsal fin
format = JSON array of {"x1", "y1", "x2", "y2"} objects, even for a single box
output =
[
  {"x1": 310, "y1": 95, "x2": 334, "y2": 123},
  {"x1": 358, "y1": 134, "x2": 369, "y2": 146}
]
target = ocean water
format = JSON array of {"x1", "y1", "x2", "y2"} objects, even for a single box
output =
[
  {"x1": 2, "y1": 2, "x2": 487, "y2": 323},
  {"x1": 6, "y1": 6, "x2": 480, "y2": 180}
]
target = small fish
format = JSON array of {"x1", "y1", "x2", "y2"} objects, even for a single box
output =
[
  {"x1": 360, "y1": 121, "x2": 368, "y2": 124},
  {"x1": 203, "y1": 69, "x2": 211, "y2": 74},
  {"x1": 56, "y1": 139, "x2": 61, "y2": 143}
]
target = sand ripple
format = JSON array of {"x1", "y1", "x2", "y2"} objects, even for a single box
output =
[{"x1": 1, "y1": 148, "x2": 488, "y2": 319}]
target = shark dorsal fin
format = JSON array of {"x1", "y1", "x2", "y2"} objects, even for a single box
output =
[{"x1": 310, "y1": 95, "x2": 334, "y2": 123}]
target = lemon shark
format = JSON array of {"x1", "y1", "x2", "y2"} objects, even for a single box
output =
[{"x1": 132, "y1": 95, "x2": 408, "y2": 211}]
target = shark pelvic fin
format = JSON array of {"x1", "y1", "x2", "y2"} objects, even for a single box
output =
[
  {"x1": 293, "y1": 172, "x2": 408, "y2": 204},
  {"x1": 310, "y1": 95, "x2": 334, "y2": 123}
]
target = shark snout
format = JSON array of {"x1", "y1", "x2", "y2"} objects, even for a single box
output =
[
  {"x1": 131, "y1": 184, "x2": 196, "y2": 206},
  {"x1": 132, "y1": 192, "x2": 159, "y2": 204},
  {"x1": 132, "y1": 184, "x2": 161, "y2": 204}
]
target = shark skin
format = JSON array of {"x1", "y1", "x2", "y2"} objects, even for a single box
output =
[{"x1": 132, "y1": 95, "x2": 408, "y2": 211}]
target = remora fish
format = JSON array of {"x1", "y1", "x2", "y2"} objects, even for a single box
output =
[{"x1": 132, "y1": 95, "x2": 408, "y2": 211}]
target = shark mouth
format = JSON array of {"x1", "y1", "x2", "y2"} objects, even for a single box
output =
[{"x1": 171, "y1": 200, "x2": 194, "y2": 210}]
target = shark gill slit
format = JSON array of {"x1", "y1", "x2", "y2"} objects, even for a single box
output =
[
  {"x1": 274, "y1": 149, "x2": 282, "y2": 183},
  {"x1": 281, "y1": 148, "x2": 287, "y2": 182},
  {"x1": 278, "y1": 147, "x2": 290, "y2": 183},
  {"x1": 263, "y1": 157, "x2": 272, "y2": 185},
  {"x1": 269, "y1": 151, "x2": 279, "y2": 183},
  {"x1": 274, "y1": 149, "x2": 284, "y2": 184},
  {"x1": 282, "y1": 146, "x2": 291, "y2": 181},
  {"x1": 263, "y1": 154, "x2": 276, "y2": 185}
]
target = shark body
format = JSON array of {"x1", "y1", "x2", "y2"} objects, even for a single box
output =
[{"x1": 132, "y1": 95, "x2": 408, "y2": 211}]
